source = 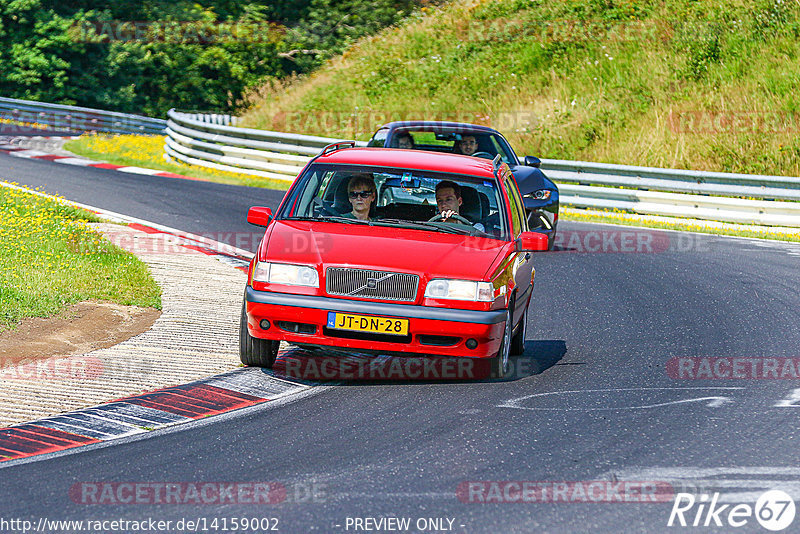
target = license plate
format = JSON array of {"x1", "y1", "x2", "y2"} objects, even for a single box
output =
[{"x1": 327, "y1": 312, "x2": 409, "y2": 336}]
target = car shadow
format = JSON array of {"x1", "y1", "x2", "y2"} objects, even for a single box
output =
[
  {"x1": 256, "y1": 339, "x2": 567, "y2": 385},
  {"x1": 501, "y1": 339, "x2": 569, "y2": 381}
]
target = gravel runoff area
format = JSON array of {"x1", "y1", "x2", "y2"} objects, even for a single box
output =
[{"x1": 0, "y1": 223, "x2": 248, "y2": 427}]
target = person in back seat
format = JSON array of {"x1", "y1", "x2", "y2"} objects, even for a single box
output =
[{"x1": 396, "y1": 133, "x2": 415, "y2": 149}]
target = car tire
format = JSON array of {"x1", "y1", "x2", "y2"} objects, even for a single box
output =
[
  {"x1": 239, "y1": 299, "x2": 279, "y2": 368},
  {"x1": 491, "y1": 306, "x2": 513, "y2": 379},
  {"x1": 510, "y1": 304, "x2": 527, "y2": 356}
]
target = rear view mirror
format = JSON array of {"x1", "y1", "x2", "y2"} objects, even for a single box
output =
[
  {"x1": 385, "y1": 176, "x2": 421, "y2": 189},
  {"x1": 518, "y1": 231, "x2": 548, "y2": 251},
  {"x1": 247, "y1": 206, "x2": 272, "y2": 227},
  {"x1": 524, "y1": 156, "x2": 541, "y2": 168}
]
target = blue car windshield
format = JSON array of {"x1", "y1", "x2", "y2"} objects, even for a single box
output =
[
  {"x1": 385, "y1": 129, "x2": 516, "y2": 164},
  {"x1": 278, "y1": 164, "x2": 509, "y2": 239}
]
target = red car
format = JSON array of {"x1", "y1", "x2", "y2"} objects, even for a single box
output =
[{"x1": 240, "y1": 143, "x2": 547, "y2": 378}]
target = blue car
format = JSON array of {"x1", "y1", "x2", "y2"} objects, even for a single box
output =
[{"x1": 368, "y1": 121, "x2": 558, "y2": 249}]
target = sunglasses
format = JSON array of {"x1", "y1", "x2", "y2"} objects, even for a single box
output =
[{"x1": 349, "y1": 190, "x2": 373, "y2": 198}]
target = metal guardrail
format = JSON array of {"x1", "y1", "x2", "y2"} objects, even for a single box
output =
[
  {"x1": 542, "y1": 159, "x2": 800, "y2": 227},
  {"x1": 165, "y1": 109, "x2": 366, "y2": 181},
  {"x1": 3, "y1": 98, "x2": 796, "y2": 228},
  {"x1": 163, "y1": 109, "x2": 799, "y2": 228},
  {"x1": 0, "y1": 97, "x2": 166, "y2": 134}
]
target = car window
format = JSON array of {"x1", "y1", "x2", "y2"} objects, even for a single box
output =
[
  {"x1": 388, "y1": 129, "x2": 512, "y2": 162},
  {"x1": 278, "y1": 164, "x2": 510, "y2": 239},
  {"x1": 504, "y1": 174, "x2": 524, "y2": 237},
  {"x1": 367, "y1": 128, "x2": 388, "y2": 147},
  {"x1": 488, "y1": 135, "x2": 513, "y2": 164},
  {"x1": 396, "y1": 131, "x2": 455, "y2": 151}
]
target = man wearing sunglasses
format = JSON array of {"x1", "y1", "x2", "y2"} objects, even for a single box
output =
[{"x1": 344, "y1": 173, "x2": 377, "y2": 221}]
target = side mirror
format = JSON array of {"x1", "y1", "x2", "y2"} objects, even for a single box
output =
[
  {"x1": 247, "y1": 206, "x2": 272, "y2": 227},
  {"x1": 524, "y1": 156, "x2": 541, "y2": 168},
  {"x1": 518, "y1": 231, "x2": 548, "y2": 251}
]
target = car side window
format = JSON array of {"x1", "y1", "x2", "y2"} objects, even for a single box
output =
[
  {"x1": 489, "y1": 136, "x2": 512, "y2": 164},
  {"x1": 368, "y1": 129, "x2": 388, "y2": 147},
  {"x1": 504, "y1": 174, "x2": 524, "y2": 237}
]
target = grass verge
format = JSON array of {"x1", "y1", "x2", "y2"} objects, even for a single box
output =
[
  {"x1": 561, "y1": 208, "x2": 800, "y2": 243},
  {"x1": 0, "y1": 183, "x2": 162, "y2": 331},
  {"x1": 64, "y1": 134, "x2": 293, "y2": 190}
]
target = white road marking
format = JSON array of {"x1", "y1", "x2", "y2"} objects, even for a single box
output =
[
  {"x1": 116, "y1": 166, "x2": 162, "y2": 175},
  {"x1": 605, "y1": 467, "x2": 800, "y2": 503},
  {"x1": 774, "y1": 388, "x2": 800, "y2": 407},
  {"x1": 498, "y1": 387, "x2": 744, "y2": 411},
  {"x1": 8, "y1": 149, "x2": 50, "y2": 158},
  {"x1": 54, "y1": 157, "x2": 100, "y2": 166}
]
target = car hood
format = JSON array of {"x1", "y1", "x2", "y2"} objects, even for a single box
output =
[{"x1": 263, "y1": 220, "x2": 507, "y2": 280}]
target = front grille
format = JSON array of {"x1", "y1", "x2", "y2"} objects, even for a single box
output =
[{"x1": 326, "y1": 267, "x2": 419, "y2": 302}]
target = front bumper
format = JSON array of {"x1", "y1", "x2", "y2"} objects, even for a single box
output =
[{"x1": 245, "y1": 286, "x2": 507, "y2": 358}]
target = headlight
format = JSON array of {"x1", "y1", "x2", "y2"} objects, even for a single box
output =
[
  {"x1": 424, "y1": 279, "x2": 498, "y2": 302},
  {"x1": 253, "y1": 261, "x2": 319, "y2": 287},
  {"x1": 525, "y1": 189, "x2": 551, "y2": 200}
]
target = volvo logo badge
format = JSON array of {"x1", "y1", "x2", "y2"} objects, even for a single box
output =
[{"x1": 366, "y1": 278, "x2": 378, "y2": 289}]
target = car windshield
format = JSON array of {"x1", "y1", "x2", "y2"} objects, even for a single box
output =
[
  {"x1": 387, "y1": 129, "x2": 515, "y2": 164},
  {"x1": 278, "y1": 164, "x2": 509, "y2": 239}
]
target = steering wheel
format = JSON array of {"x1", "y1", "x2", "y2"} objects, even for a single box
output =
[
  {"x1": 428, "y1": 212, "x2": 473, "y2": 225},
  {"x1": 311, "y1": 197, "x2": 337, "y2": 216},
  {"x1": 470, "y1": 151, "x2": 494, "y2": 160}
]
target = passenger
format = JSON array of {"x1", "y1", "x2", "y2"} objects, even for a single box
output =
[
  {"x1": 344, "y1": 173, "x2": 377, "y2": 221},
  {"x1": 396, "y1": 133, "x2": 415, "y2": 149},
  {"x1": 434, "y1": 180, "x2": 485, "y2": 232}
]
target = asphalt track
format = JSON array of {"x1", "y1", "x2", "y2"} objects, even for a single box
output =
[{"x1": 2, "y1": 151, "x2": 800, "y2": 533}]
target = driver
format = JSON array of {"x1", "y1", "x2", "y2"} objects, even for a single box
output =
[
  {"x1": 434, "y1": 180, "x2": 485, "y2": 232},
  {"x1": 455, "y1": 135, "x2": 479, "y2": 156}
]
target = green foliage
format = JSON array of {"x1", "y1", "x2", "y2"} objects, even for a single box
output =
[
  {"x1": 241, "y1": 0, "x2": 800, "y2": 177},
  {"x1": 280, "y1": 0, "x2": 420, "y2": 71},
  {"x1": 0, "y1": 0, "x2": 426, "y2": 116},
  {"x1": 0, "y1": 185, "x2": 160, "y2": 329}
]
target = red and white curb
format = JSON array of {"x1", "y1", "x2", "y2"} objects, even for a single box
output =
[
  {"x1": 0, "y1": 368, "x2": 310, "y2": 463},
  {"x1": 0, "y1": 137, "x2": 202, "y2": 182},
  {"x1": 0, "y1": 183, "x2": 306, "y2": 462}
]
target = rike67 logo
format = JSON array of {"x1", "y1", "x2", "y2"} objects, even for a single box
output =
[{"x1": 668, "y1": 490, "x2": 796, "y2": 531}]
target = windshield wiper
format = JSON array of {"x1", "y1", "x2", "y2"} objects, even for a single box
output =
[
  {"x1": 374, "y1": 218, "x2": 472, "y2": 235},
  {"x1": 288, "y1": 216, "x2": 369, "y2": 225}
]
